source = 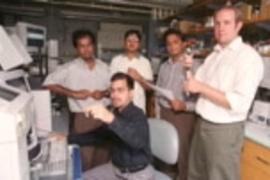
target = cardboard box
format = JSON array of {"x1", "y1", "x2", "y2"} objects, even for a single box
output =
[
  {"x1": 238, "y1": 4, "x2": 252, "y2": 20},
  {"x1": 179, "y1": 20, "x2": 201, "y2": 33},
  {"x1": 179, "y1": 20, "x2": 192, "y2": 33}
]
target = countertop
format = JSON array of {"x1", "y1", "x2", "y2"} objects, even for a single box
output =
[{"x1": 245, "y1": 121, "x2": 270, "y2": 149}]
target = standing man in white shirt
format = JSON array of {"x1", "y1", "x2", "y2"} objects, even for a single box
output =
[
  {"x1": 110, "y1": 30, "x2": 153, "y2": 112},
  {"x1": 43, "y1": 29, "x2": 111, "y2": 172},
  {"x1": 184, "y1": 6, "x2": 264, "y2": 180}
]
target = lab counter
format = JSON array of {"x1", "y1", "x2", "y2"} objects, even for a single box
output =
[
  {"x1": 245, "y1": 121, "x2": 270, "y2": 149},
  {"x1": 241, "y1": 121, "x2": 270, "y2": 180}
]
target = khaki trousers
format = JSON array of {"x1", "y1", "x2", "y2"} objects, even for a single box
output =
[{"x1": 188, "y1": 116, "x2": 244, "y2": 180}]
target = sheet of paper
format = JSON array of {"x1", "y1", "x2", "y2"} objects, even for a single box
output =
[{"x1": 145, "y1": 81, "x2": 175, "y2": 100}]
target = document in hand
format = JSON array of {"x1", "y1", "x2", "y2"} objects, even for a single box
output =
[{"x1": 145, "y1": 81, "x2": 175, "y2": 100}]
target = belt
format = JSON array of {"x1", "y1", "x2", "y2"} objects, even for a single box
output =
[{"x1": 116, "y1": 164, "x2": 148, "y2": 173}]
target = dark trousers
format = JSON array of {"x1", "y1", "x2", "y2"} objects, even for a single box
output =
[
  {"x1": 160, "y1": 107, "x2": 197, "y2": 180},
  {"x1": 71, "y1": 113, "x2": 111, "y2": 172}
]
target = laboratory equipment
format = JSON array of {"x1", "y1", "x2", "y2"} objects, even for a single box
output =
[
  {"x1": 16, "y1": 21, "x2": 47, "y2": 53},
  {"x1": 0, "y1": 25, "x2": 27, "y2": 70},
  {"x1": 0, "y1": 24, "x2": 50, "y2": 180},
  {"x1": 0, "y1": 82, "x2": 33, "y2": 180},
  {"x1": 0, "y1": 69, "x2": 31, "y2": 91},
  {"x1": 261, "y1": 57, "x2": 270, "y2": 89},
  {"x1": 249, "y1": 100, "x2": 270, "y2": 126}
]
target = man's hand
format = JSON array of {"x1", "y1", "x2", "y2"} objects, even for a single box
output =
[
  {"x1": 183, "y1": 74, "x2": 203, "y2": 94},
  {"x1": 170, "y1": 99, "x2": 186, "y2": 111},
  {"x1": 48, "y1": 132, "x2": 67, "y2": 141},
  {"x1": 127, "y1": 68, "x2": 143, "y2": 82},
  {"x1": 91, "y1": 90, "x2": 105, "y2": 100},
  {"x1": 72, "y1": 89, "x2": 91, "y2": 99},
  {"x1": 84, "y1": 104, "x2": 114, "y2": 124}
]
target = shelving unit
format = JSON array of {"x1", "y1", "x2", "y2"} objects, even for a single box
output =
[
  {"x1": 157, "y1": 0, "x2": 270, "y2": 58},
  {"x1": 184, "y1": 18, "x2": 270, "y2": 36}
]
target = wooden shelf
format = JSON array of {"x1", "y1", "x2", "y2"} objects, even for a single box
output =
[
  {"x1": 162, "y1": 0, "x2": 264, "y2": 22},
  {"x1": 183, "y1": 18, "x2": 270, "y2": 36},
  {"x1": 179, "y1": 0, "x2": 216, "y2": 17},
  {"x1": 245, "y1": 18, "x2": 270, "y2": 25},
  {"x1": 260, "y1": 53, "x2": 270, "y2": 57},
  {"x1": 185, "y1": 27, "x2": 213, "y2": 35}
]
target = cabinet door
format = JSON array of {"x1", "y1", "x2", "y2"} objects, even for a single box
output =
[
  {"x1": 242, "y1": 139, "x2": 270, "y2": 175},
  {"x1": 241, "y1": 159, "x2": 270, "y2": 180},
  {"x1": 241, "y1": 139, "x2": 270, "y2": 180}
]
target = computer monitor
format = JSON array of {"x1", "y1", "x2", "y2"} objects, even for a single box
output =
[
  {"x1": 0, "y1": 26, "x2": 26, "y2": 70},
  {"x1": 9, "y1": 34, "x2": 33, "y2": 65},
  {"x1": 16, "y1": 22, "x2": 47, "y2": 53}
]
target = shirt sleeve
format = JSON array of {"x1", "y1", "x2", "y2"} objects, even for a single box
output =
[
  {"x1": 67, "y1": 126, "x2": 111, "y2": 146},
  {"x1": 43, "y1": 64, "x2": 69, "y2": 87},
  {"x1": 156, "y1": 63, "x2": 164, "y2": 87},
  {"x1": 141, "y1": 59, "x2": 153, "y2": 81},
  {"x1": 156, "y1": 63, "x2": 165, "y2": 99},
  {"x1": 108, "y1": 109, "x2": 149, "y2": 150},
  {"x1": 225, "y1": 53, "x2": 264, "y2": 113},
  {"x1": 110, "y1": 57, "x2": 119, "y2": 77}
]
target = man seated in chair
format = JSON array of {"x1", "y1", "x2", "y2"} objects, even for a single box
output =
[{"x1": 51, "y1": 72, "x2": 154, "y2": 180}]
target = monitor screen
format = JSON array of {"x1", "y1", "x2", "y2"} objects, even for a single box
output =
[{"x1": 0, "y1": 86, "x2": 19, "y2": 101}]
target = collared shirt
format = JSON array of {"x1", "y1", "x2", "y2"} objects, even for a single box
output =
[
  {"x1": 68, "y1": 102, "x2": 152, "y2": 168},
  {"x1": 157, "y1": 58, "x2": 196, "y2": 111},
  {"x1": 195, "y1": 37, "x2": 264, "y2": 123},
  {"x1": 110, "y1": 54, "x2": 153, "y2": 112},
  {"x1": 43, "y1": 58, "x2": 110, "y2": 113}
]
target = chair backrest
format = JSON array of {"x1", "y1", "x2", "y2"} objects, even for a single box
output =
[{"x1": 148, "y1": 118, "x2": 179, "y2": 165}]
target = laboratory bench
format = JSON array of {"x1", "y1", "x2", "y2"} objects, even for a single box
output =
[{"x1": 241, "y1": 121, "x2": 270, "y2": 180}]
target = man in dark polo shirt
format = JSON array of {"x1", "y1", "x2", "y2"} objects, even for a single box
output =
[{"x1": 52, "y1": 72, "x2": 153, "y2": 180}]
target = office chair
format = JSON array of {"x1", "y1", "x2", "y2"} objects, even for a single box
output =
[{"x1": 148, "y1": 118, "x2": 179, "y2": 180}]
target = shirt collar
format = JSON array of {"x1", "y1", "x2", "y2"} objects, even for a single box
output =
[
  {"x1": 214, "y1": 36, "x2": 243, "y2": 52},
  {"x1": 115, "y1": 102, "x2": 134, "y2": 115},
  {"x1": 122, "y1": 53, "x2": 141, "y2": 60},
  {"x1": 167, "y1": 56, "x2": 183, "y2": 65},
  {"x1": 78, "y1": 57, "x2": 99, "y2": 69}
]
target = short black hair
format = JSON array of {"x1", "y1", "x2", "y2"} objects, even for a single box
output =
[
  {"x1": 163, "y1": 29, "x2": 186, "y2": 43},
  {"x1": 124, "y1": 29, "x2": 142, "y2": 42},
  {"x1": 72, "y1": 29, "x2": 96, "y2": 47},
  {"x1": 111, "y1": 72, "x2": 134, "y2": 90}
]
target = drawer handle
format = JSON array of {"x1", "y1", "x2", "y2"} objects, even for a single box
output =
[{"x1": 256, "y1": 156, "x2": 270, "y2": 167}]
